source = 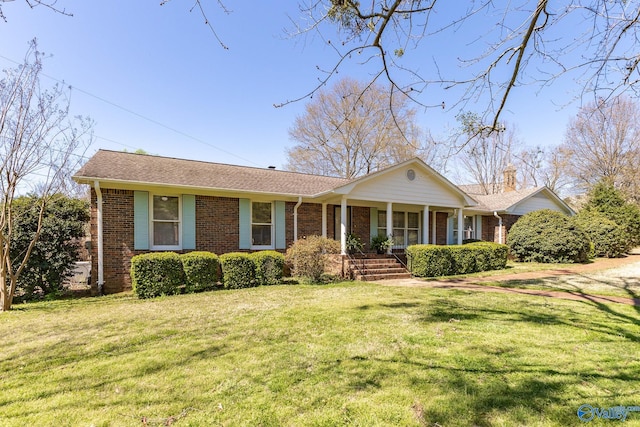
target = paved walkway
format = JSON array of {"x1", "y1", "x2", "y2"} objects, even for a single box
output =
[{"x1": 377, "y1": 253, "x2": 640, "y2": 306}]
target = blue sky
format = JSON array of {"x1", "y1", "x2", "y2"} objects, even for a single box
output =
[{"x1": 0, "y1": 1, "x2": 581, "y2": 172}]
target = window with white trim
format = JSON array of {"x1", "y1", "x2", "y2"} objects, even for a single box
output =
[
  {"x1": 379, "y1": 211, "x2": 421, "y2": 248},
  {"x1": 463, "y1": 215, "x2": 475, "y2": 240},
  {"x1": 251, "y1": 201, "x2": 273, "y2": 248},
  {"x1": 151, "y1": 195, "x2": 181, "y2": 249}
]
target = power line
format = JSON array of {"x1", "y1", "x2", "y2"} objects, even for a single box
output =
[{"x1": 0, "y1": 52, "x2": 262, "y2": 167}]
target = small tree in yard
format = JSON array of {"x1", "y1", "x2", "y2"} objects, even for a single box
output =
[{"x1": 0, "y1": 40, "x2": 92, "y2": 311}]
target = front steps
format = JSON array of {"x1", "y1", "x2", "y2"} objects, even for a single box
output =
[{"x1": 347, "y1": 255, "x2": 411, "y2": 281}]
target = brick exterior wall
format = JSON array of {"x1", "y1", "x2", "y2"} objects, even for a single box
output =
[
  {"x1": 90, "y1": 188, "x2": 466, "y2": 294},
  {"x1": 435, "y1": 212, "x2": 449, "y2": 245},
  {"x1": 195, "y1": 196, "x2": 240, "y2": 254},
  {"x1": 90, "y1": 188, "x2": 142, "y2": 295},
  {"x1": 287, "y1": 202, "x2": 323, "y2": 245},
  {"x1": 351, "y1": 206, "x2": 371, "y2": 250},
  {"x1": 482, "y1": 214, "x2": 520, "y2": 244}
]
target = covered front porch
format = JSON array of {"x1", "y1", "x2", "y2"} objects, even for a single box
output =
[{"x1": 300, "y1": 159, "x2": 477, "y2": 255}]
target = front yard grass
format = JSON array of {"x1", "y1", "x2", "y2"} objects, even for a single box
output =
[{"x1": 1, "y1": 282, "x2": 639, "y2": 426}]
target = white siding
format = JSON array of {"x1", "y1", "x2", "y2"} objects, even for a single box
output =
[
  {"x1": 511, "y1": 193, "x2": 568, "y2": 215},
  {"x1": 347, "y1": 167, "x2": 464, "y2": 207}
]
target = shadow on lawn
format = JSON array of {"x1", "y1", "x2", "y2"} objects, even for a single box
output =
[
  {"x1": 366, "y1": 294, "x2": 640, "y2": 425},
  {"x1": 498, "y1": 274, "x2": 640, "y2": 330}
]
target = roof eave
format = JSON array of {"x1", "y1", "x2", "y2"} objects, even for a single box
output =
[{"x1": 73, "y1": 176, "x2": 318, "y2": 199}]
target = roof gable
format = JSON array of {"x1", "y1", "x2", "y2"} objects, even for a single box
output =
[
  {"x1": 470, "y1": 187, "x2": 574, "y2": 215},
  {"x1": 330, "y1": 158, "x2": 477, "y2": 207}
]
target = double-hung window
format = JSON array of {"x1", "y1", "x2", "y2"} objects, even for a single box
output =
[
  {"x1": 134, "y1": 191, "x2": 195, "y2": 251},
  {"x1": 151, "y1": 195, "x2": 181, "y2": 249},
  {"x1": 251, "y1": 201, "x2": 273, "y2": 248},
  {"x1": 377, "y1": 210, "x2": 421, "y2": 248}
]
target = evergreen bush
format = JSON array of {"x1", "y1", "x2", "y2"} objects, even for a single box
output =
[
  {"x1": 220, "y1": 252, "x2": 256, "y2": 289},
  {"x1": 573, "y1": 211, "x2": 629, "y2": 258},
  {"x1": 407, "y1": 242, "x2": 507, "y2": 277},
  {"x1": 251, "y1": 251, "x2": 285, "y2": 286},
  {"x1": 507, "y1": 209, "x2": 591, "y2": 263},
  {"x1": 581, "y1": 181, "x2": 640, "y2": 249},
  {"x1": 130, "y1": 252, "x2": 185, "y2": 299},
  {"x1": 180, "y1": 251, "x2": 220, "y2": 292}
]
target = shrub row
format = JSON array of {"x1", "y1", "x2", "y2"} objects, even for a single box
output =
[
  {"x1": 406, "y1": 242, "x2": 508, "y2": 277},
  {"x1": 130, "y1": 250, "x2": 284, "y2": 298}
]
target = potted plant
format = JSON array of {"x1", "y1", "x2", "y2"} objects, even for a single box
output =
[
  {"x1": 371, "y1": 235, "x2": 394, "y2": 254},
  {"x1": 345, "y1": 233, "x2": 363, "y2": 254}
]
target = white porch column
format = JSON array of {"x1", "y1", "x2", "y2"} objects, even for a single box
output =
[
  {"x1": 457, "y1": 208, "x2": 464, "y2": 245},
  {"x1": 386, "y1": 202, "x2": 393, "y2": 254},
  {"x1": 321, "y1": 203, "x2": 327, "y2": 238},
  {"x1": 431, "y1": 210, "x2": 437, "y2": 244},
  {"x1": 423, "y1": 205, "x2": 429, "y2": 244},
  {"x1": 340, "y1": 197, "x2": 347, "y2": 255}
]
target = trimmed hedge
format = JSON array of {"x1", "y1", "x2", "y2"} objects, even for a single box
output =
[
  {"x1": 130, "y1": 252, "x2": 185, "y2": 299},
  {"x1": 507, "y1": 209, "x2": 591, "y2": 263},
  {"x1": 251, "y1": 251, "x2": 284, "y2": 286},
  {"x1": 219, "y1": 252, "x2": 256, "y2": 289},
  {"x1": 406, "y1": 242, "x2": 507, "y2": 277},
  {"x1": 180, "y1": 251, "x2": 220, "y2": 292}
]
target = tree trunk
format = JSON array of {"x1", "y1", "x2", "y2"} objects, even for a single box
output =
[{"x1": 0, "y1": 275, "x2": 14, "y2": 312}]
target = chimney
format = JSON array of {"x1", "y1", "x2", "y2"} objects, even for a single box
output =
[{"x1": 503, "y1": 164, "x2": 516, "y2": 192}]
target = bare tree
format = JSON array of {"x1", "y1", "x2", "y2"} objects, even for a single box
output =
[
  {"x1": 0, "y1": 40, "x2": 92, "y2": 312},
  {"x1": 560, "y1": 95, "x2": 640, "y2": 201},
  {"x1": 292, "y1": 1, "x2": 640, "y2": 130},
  {"x1": 285, "y1": 77, "x2": 426, "y2": 178},
  {"x1": 0, "y1": 0, "x2": 72, "y2": 21},
  {"x1": 453, "y1": 112, "x2": 517, "y2": 194},
  {"x1": 515, "y1": 145, "x2": 572, "y2": 195}
]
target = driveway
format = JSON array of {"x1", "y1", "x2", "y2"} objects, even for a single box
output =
[{"x1": 378, "y1": 253, "x2": 640, "y2": 306}]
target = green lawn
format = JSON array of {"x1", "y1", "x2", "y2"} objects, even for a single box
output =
[{"x1": 1, "y1": 282, "x2": 639, "y2": 426}]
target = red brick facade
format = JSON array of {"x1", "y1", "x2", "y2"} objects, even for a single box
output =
[
  {"x1": 435, "y1": 212, "x2": 449, "y2": 245},
  {"x1": 481, "y1": 214, "x2": 520, "y2": 244},
  {"x1": 91, "y1": 188, "x2": 142, "y2": 295},
  {"x1": 90, "y1": 190, "x2": 473, "y2": 294},
  {"x1": 195, "y1": 196, "x2": 240, "y2": 254}
]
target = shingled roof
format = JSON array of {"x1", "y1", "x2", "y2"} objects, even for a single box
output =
[
  {"x1": 467, "y1": 187, "x2": 542, "y2": 212},
  {"x1": 73, "y1": 150, "x2": 351, "y2": 197}
]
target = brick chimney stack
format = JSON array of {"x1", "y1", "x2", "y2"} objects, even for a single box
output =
[{"x1": 503, "y1": 164, "x2": 516, "y2": 192}]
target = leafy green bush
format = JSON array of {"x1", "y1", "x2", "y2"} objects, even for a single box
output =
[
  {"x1": 11, "y1": 194, "x2": 89, "y2": 302},
  {"x1": 251, "y1": 251, "x2": 285, "y2": 286},
  {"x1": 507, "y1": 209, "x2": 591, "y2": 263},
  {"x1": 285, "y1": 236, "x2": 341, "y2": 283},
  {"x1": 407, "y1": 245, "x2": 454, "y2": 277},
  {"x1": 407, "y1": 242, "x2": 507, "y2": 277},
  {"x1": 573, "y1": 211, "x2": 629, "y2": 258},
  {"x1": 219, "y1": 252, "x2": 256, "y2": 289},
  {"x1": 581, "y1": 181, "x2": 640, "y2": 249},
  {"x1": 180, "y1": 251, "x2": 219, "y2": 292},
  {"x1": 130, "y1": 252, "x2": 185, "y2": 299},
  {"x1": 448, "y1": 245, "x2": 477, "y2": 274}
]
